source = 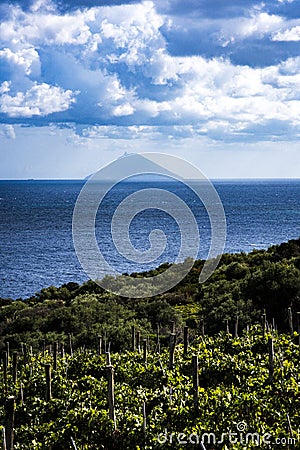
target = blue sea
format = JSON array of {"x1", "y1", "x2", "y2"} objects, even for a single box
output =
[{"x1": 0, "y1": 179, "x2": 299, "y2": 299}]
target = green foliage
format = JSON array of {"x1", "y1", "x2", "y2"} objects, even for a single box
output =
[
  {"x1": 0, "y1": 238, "x2": 299, "y2": 352},
  {"x1": 1, "y1": 328, "x2": 300, "y2": 448}
]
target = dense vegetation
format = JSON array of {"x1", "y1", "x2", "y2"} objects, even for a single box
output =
[
  {"x1": 0, "y1": 238, "x2": 300, "y2": 449},
  {"x1": 0, "y1": 238, "x2": 299, "y2": 353},
  {"x1": 1, "y1": 327, "x2": 300, "y2": 449}
]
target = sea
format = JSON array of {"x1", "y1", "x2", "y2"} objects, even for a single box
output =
[{"x1": 0, "y1": 179, "x2": 299, "y2": 299}]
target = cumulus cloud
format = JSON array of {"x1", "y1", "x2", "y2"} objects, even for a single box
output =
[
  {"x1": 273, "y1": 25, "x2": 300, "y2": 41},
  {"x1": 217, "y1": 12, "x2": 283, "y2": 46},
  {"x1": 0, "y1": 82, "x2": 77, "y2": 117},
  {"x1": 0, "y1": 0, "x2": 299, "y2": 141}
]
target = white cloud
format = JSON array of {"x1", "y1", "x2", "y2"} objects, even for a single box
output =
[
  {"x1": 273, "y1": 25, "x2": 300, "y2": 41},
  {"x1": 113, "y1": 103, "x2": 135, "y2": 116},
  {"x1": 217, "y1": 12, "x2": 283, "y2": 45},
  {"x1": 0, "y1": 47, "x2": 40, "y2": 76},
  {"x1": 0, "y1": 82, "x2": 77, "y2": 117},
  {"x1": 0, "y1": 1, "x2": 299, "y2": 141}
]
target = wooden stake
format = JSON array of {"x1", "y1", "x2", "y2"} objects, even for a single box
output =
[
  {"x1": 20, "y1": 383, "x2": 24, "y2": 406},
  {"x1": 288, "y1": 307, "x2": 293, "y2": 334},
  {"x1": 192, "y1": 355, "x2": 199, "y2": 411},
  {"x1": 12, "y1": 352, "x2": 17, "y2": 385},
  {"x1": 45, "y1": 364, "x2": 52, "y2": 401},
  {"x1": 171, "y1": 321, "x2": 175, "y2": 334},
  {"x1": 268, "y1": 338, "x2": 274, "y2": 382},
  {"x1": 3, "y1": 352, "x2": 7, "y2": 395},
  {"x1": 131, "y1": 325, "x2": 136, "y2": 352},
  {"x1": 156, "y1": 324, "x2": 160, "y2": 354},
  {"x1": 225, "y1": 319, "x2": 229, "y2": 334},
  {"x1": 68, "y1": 334, "x2": 73, "y2": 355},
  {"x1": 106, "y1": 365, "x2": 116, "y2": 430},
  {"x1": 262, "y1": 313, "x2": 266, "y2": 338},
  {"x1": 143, "y1": 339, "x2": 147, "y2": 364},
  {"x1": 106, "y1": 352, "x2": 111, "y2": 366},
  {"x1": 183, "y1": 326, "x2": 188, "y2": 356},
  {"x1": 142, "y1": 402, "x2": 146, "y2": 434},
  {"x1": 23, "y1": 343, "x2": 27, "y2": 366},
  {"x1": 136, "y1": 331, "x2": 141, "y2": 353},
  {"x1": 53, "y1": 342, "x2": 58, "y2": 371},
  {"x1": 2, "y1": 427, "x2": 7, "y2": 450},
  {"x1": 168, "y1": 333, "x2": 176, "y2": 370},
  {"x1": 5, "y1": 342, "x2": 9, "y2": 366},
  {"x1": 70, "y1": 436, "x2": 78, "y2": 450},
  {"x1": 234, "y1": 315, "x2": 239, "y2": 338},
  {"x1": 4, "y1": 396, "x2": 15, "y2": 450},
  {"x1": 98, "y1": 335, "x2": 102, "y2": 355}
]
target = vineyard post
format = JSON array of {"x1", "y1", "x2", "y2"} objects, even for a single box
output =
[
  {"x1": 104, "y1": 332, "x2": 107, "y2": 353},
  {"x1": 45, "y1": 364, "x2": 52, "y2": 401},
  {"x1": 156, "y1": 324, "x2": 160, "y2": 354},
  {"x1": 4, "y1": 396, "x2": 15, "y2": 450},
  {"x1": 106, "y1": 352, "x2": 111, "y2": 366},
  {"x1": 171, "y1": 321, "x2": 175, "y2": 334},
  {"x1": 262, "y1": 313, "x2": 266, "y2": 338},
  {"x1": 168, "y1": 333, "x2": 176, "y2": 370},
  {"x1": 131, "y1": 325, "x2": 136, "y2": 352},
  {"x1": 106, "y1": 365, "x2": 116, "y2": 430},
  {"x1": 70, "y1": 436, "x2": 78, "y2": 450},
  {"x1": 288, "y1": 307, "x2": 293, "y2": 334},
  {"x1": 53, "y1": 342, "x2": 58, "y2": 371},
  {"x1": 192, "y1": 355, "x2": 199, "y2": 411},
  {"x1": 142, "y1": 402, "x2": 146, "y2": 434},
  {"x1": 184, "y1": 326, "x2": 188, "y2": 356},
  {"x1": 20, "y1": 383, "x2": 24, "y2": 406},
  {"x1": 98, "y1": 335, "x2": 102, "y2": 355},
  {"x1": 3, "y1": 352, "x2": 7, "y2": 396},
  {"x1": 2, "y1": 427, "x2": 6, "y2": 450},
  {"x1": 23, "y1": 343, "x2": 27, "y2": 366},
  {"x1": 61, "y1": 343, "x2": 65, "y2": 359},
  {"x1": 268, "y1": 338, "x2": 274, "y2": 382},
  {"x1": 234, "y1": 315, "x2": 239, "y2": 338},
  {"x1": 12, "y1": 352, "x2": 17, "y2": 385},
  {"x1": 225, "y1": 319, "x2": 229, "y2": 334},
  {"x1": 143, "y1": 339, "x2": 147, "y2": 364},
  {"x1": 5, "y1": 343, "x2": 9, "y2": 366},
  {"x1": 136, "y1": 331, "x2": 141, "y2": 353},
  {"x1": 68, "y1": 334, "x2": 73, "y2": 355}
]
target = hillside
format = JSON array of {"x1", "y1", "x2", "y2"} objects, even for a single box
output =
[{"x1": 0, "y1": 238, "x2": 299, "y2": 352}]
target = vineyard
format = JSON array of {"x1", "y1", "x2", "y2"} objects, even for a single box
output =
[{"x1": 1, "y1": 324, "x2": 300, "y2": 449}]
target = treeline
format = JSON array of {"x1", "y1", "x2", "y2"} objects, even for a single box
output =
[{"x1": 0, "y1": 238, "x2": 299, "y2": 352}]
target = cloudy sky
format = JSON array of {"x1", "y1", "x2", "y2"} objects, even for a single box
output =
[{"x1": 0, "y1": 0, "x2": 299, "y2": 178}]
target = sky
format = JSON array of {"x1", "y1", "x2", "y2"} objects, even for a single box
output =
[{"x1": 0, "y1": 0, "x2": 299, "y2": 178}]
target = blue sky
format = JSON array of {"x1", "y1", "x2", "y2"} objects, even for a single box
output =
[{"x1": 0, "y1": 0, "x2": 299, "y2": 178}]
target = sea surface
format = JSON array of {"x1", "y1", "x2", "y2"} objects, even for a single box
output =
[{"x1": 0, "y1": 179, "x2": 299, "y2": 299}]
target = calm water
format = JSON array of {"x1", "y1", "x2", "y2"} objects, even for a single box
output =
[{"x1": 0, "y1": 179, "x2": 299, "y2": 299}]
